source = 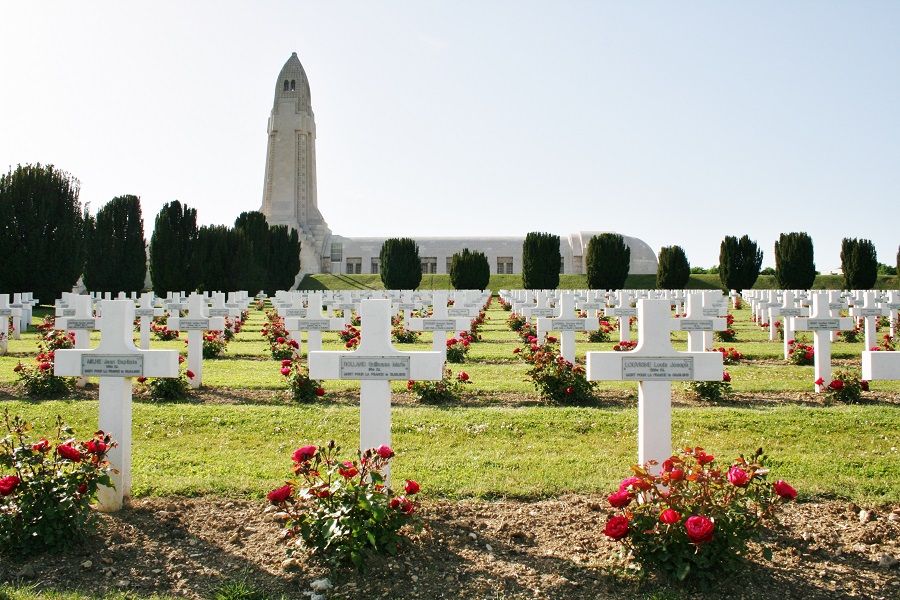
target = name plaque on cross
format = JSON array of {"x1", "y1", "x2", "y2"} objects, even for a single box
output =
[
  {"x1": 224, "y1": 303, "x2": 239, "y2": 309},
  {"x1": 339, "y1": 356, "x2": 411, "y2": 379},
  {"x1": 448, "y1": 308, "x2": 472, "y2": 316},
  {"x1": 580, "y1": 302, "x2": 603, "y2": 310},
  {"x1": 606, "y1": 308, "x2": 637, "y2": 317},
  {"x1": 398, "y1": 303, "x2": 416, "y2": 310},
  {"x1": 178, "y1": 319, "x2": 210, "y2": 330},
  {"x1": 166, "y1": 303, "x2": 185, "y2": 310},
  {"x1": 284, "y1": 308, "x2": 307, "y2": 317},
  {"x1": 530, "y1": 308, "x2": 556, "y2": 317},
  {"x1": 81, "y1": 355, "x2": 144, "y2": 377},
  {"x1": 62, "y1": 308, "x2": 76, "y2": 317},
  {"x1": 302, "y1": 319, "x2": 333, "y2": 330},
  {"x1": 701, "y1": 309, "x2": 723, "y2": 317},
  {"x1": 338, "y1": 303, "x2": 358, "y2": 311},
  {"x1": 806, "y1": 319, "x2": 841, "y2": 330},
  {"x1": 858, "y1": 308, "x2": 884, "y2": 317},
  {"x1": 67, "y1": 319, "x2": 97, "y2": 330},
  {"x1": 551, "y1": 319, "x2": 588, "y2": 331},
  {"x1": 778, "y1": 308, "x2": 803, "y2": 317},
  {"x1": 829, "y1": 302, "x2": 846, "y2": 310},
  {"x1": 679, "y1": 320, "x2": 713, "y2": 331},
  {"x1": 0, "y1": 309, "x2": 11, "y2": 317},
  {"x1": 134, "y1": 308, "x2": 156, "y2": 317},
  {"x1": 208, "y1": 308, "x2": 230, "y2": 317},
  {"x1": 622, "y1": 358, "x2": 694, "y2": 380},
  {"x1": 422, "y1": 320, "x2": 457, "y2": 331}
]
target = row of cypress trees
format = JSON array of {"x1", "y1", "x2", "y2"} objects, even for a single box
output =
[{"x1": 0, "y1": 163, "x2": 301, "y2": 299}]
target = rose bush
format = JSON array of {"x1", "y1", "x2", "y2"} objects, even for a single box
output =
[
  {"x1": 266, "y1": 441, "x2": 421, "y2": 569},
  {"x1": 0, "y1": 409, "x2": 115, "y2": 556},
  {"x1": 407, "y1": 368, "x2": 471, "y2": 404},
  {"x1": 683, "y1": 372, "x2": 733, "y2": 403},
  {"x1": 816, "y1": 369, "x2": 867, "y2": 404},
  {"x1": 280, "y1": 358, "x2": 325, "y2": 402},
  {"x1": 602, "y1": 446, "x2": 796, "y2": 585}
]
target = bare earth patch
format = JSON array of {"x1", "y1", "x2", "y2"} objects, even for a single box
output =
[{"x1": 1, "y1": 496, "x2": 898, "y2": 599}]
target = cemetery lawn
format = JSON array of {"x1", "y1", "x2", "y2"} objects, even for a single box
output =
[{"x1": 1, "y1": 300, "x2": 899, "y2": 599}]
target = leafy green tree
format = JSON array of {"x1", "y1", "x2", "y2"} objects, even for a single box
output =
[
  {"x1": 379, "y1": 238, "x2": 422, "y2": 290},
  {"x1": 450, "y1": 248, "x2": 490, "y2": 290},
  {"x1": 585, "y1": 233, "x2": 630, "y2": 290},
  {"x1": 521, "y1": 232, "x2": 561, "y2": 290},
  {"x1": 83, "y1": 195, "x2": 146, "y2": 293},
  {"x1": 0, "y1": 163, "x2": 87, "y2": 303},
  {"x1": 718, "y1": 235, "x2": 763, "y2": 292},
  {"x1": 149, "y1": 200, "x2": 199, "y2": 293},
  {"x1": 774, "y1": 232, "x2": 816, "y2": 289},
  {"x1": 840, "y1": 238, "x2": 878, "y2": 290},
  {"x1": 656, "y1": 245, "x2": 690, "y2": 289}
]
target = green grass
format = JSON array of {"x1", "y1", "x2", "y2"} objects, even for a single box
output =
[{"x1": 2, "y1": 298, "x2": 900, "y2": 506}]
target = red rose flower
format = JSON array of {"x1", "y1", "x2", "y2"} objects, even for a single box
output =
[
  {"x1": 566, "y1": 387, "x2": 573, "y2": 394},
  {"x1": 186, "y1": 369, "x2": 195, "y2": 379},
  {"x1": 661, "y1": 459, "x2": 675, "y2": 472},
  {"x1": 659, "y1": 509, "x2": 681, "y2": 524},
  {"x1": 829, "y1": 379, "x2": 844, "y2": 391},
  {"x1": 276, "y1": 337, "x2": 286, "y2": 344},
  {"x1": 619, "y1": 476, "x2": 651, "y2": 492},
  {"x1": 77, "y1": 483, "x2": 88, "y2": 495},
  {"x1": 695, "y1": 451, "x2": 715, "y2": 466},
  {"x1": 773, "y1": 480, "x2": 797, "y2": 499},
  {"x1": 458, "y1": 371, "x2": 469, "y2": 381},
  {"x1": 136, "y1": 376, "x2": 147, "y2": 383},
  {"x1": 315, "y1": 387, "x2": 325, "y2": 397},
  {"x1": 280, "y1": 367, "x2": 291, "y2": 376},
  {"x1": 57, "y1": 444, "x2": 82, "y2": 462},
  {"x1": 727, "y1": 467, "x2": 749, "y2": 487},
  {"x1": 603, "y1": 515, "x2": 630, "y2": 540},
  {"x1": 178, "y1": 355, "x2": 185, "y2": 363},
  {"x1": 404, "y1": 480, "x2": 420, "y2": 495},
  {"x1": 860, "y1": 380, "x2": 869, "y2": 391},
  {"x1": 805, "y1": 352, "x2": 813, "y2": 361},
  {"x1": 281, "y1": 359, "x2": 292, "y2": 367},
  {"x1": 814, "y1": 377, "x2": 824, "y2": 386},
  {"x1": 85, "y1": 440, "x2": 107, "y2": 455},
  {"x1": 0, "y1": 475, "x2": 20, "y2": 496},
  {"x1": 38, "y1": 362, "x2": 51, "y2": 371},
  {"x1": 722, "y1": 371, "x2": 731, "y2": 383},
  {"x1": 292, "y1": 445, "x2": 317, "y2": 463},
  {"x1": 376, "y1": 445, "x2": 393, "y2": 459},
  {"x1": 407, "y1": 380, "x2": 414, "y2": 391},
  {"x1": 607, "y1": 490, "x2": 632, "y2": 508},
  {"x1": 669, "y1": 468, "x2": 685, "y2": 482},
  {"x1": 32, "y1": 438, "x2": 50, "y2": 452},
  {"x1": 12, "y1": 364, "x2": 23, "y2": 373},
  {"x1": 267, "y1": 485, "x2": 292, "y2": 503},
  {"x1": 338, "y1": 461, "x2": 359, "y2": 479},
  {"x1": 513, "y1": 348, "x2": 520, "y2": 354},
  {"x1": 684, "y1": 515, "x2": 714, "y2": 543}
]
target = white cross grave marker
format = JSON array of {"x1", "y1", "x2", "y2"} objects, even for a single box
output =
[
  {"x1": 167, "y1": 294, "x2": 225, "y2": 389},
  {"x1": 0, "y1": 295, "x2": 21, "y2": 355},
  {"x1": 56, "y1": 295, "x2": 100, "y2": 388},
  {"x1": 850, "y1": 291, "x2": 887, "y2": 351},
  {"x1": 604, "y1": 291, "x2": 638, "y2": 343},
  {"x1": 677, "y1": 293, "x2": 726, "y2": 352},
  {"x1": 536, "y1": 291, "x2": 599, "y2": 363},
  {"x1": 284, "y1": 292, "x2": 345, "y2": 355},
  {"x1": 134, "y1": 293, "x2": 164, "y2": 350},
  {"x1": 586, "y1": 299, "x2": 723, "y2": 469},
  {"x1": 407, "y1": 291, "x2": 471, "y2": 362},
  {"x1": 309, "y1": 299, "x2": 443, "y2": 481},
  {"x1": 54, "y1": 300, "x2": 179, "y2": 511},
  {"x1": 793, "y1": 292, "x2": 853, "y2": 392}
]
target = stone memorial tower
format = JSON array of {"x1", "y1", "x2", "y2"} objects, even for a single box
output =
[{"x1": 260, "y1": 52, "x2": 330, "y2": 276}]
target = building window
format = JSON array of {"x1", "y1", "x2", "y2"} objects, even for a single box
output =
[
  {"x1": 371, "y1": 258, "x2": 380, "y2": 274},
  {"x1": 421, "y1": 257, "x2": 437, "y2": 274},
  {"x1": 346, "y1": 258, "x2": 362, "y2": 274},
  {"x1": 283, "y1": 80, "x2": 289, "y2": 92},
  {"x1": 446, "y1": 257, "x2": 453, "y2": 273},
  {"x1": 497, "y1": 257, "x2": 513, "y2": 275},
  {"x1": 560, "y1": 258, "x2": 565, "y2": 274},
  {"x1": 290, "y1": 79, "x2": 296, "y2": 91},
  {"x1": 330, "y1": 243, "x2": 343, "y2": 263}
]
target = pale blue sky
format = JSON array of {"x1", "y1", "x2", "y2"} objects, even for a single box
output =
[{"x1": 2, "y1": 1, "x2": 897, "y2": 271}]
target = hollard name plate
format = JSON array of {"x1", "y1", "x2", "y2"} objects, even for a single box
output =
[
  {"x1": 679, "y1": 320, "x2": 714, "y2": 331},
  {"x1": 339, "y1": 356, "x2": 410, "y2": 380},
  {"x1": 422, "y1": 320, "x2": 457, "y2": 330}
]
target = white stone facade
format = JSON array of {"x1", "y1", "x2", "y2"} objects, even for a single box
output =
[{"x1": 260, "y1": 53, "x2": 658, "y2": 280}]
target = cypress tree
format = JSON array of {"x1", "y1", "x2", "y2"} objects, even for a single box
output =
[
  {"x1": 656, "y1": 245, "x2": 690, "y2": 289},
  {"x1": 450, "y1": 248, "x2": 490, "y2": 290},
  {"x1": 0, "y1": 163, "x2": 86, "y2": 303},
  {"x1": 521, "y1": 232, "x2": 561, "y2": 290},
  {"x1": 840, "y1": 238, "x2": 878, "y2": 290},
  {"x1": 379, "y1": 238, "x2": 422, "y2": 290},
  {"x1": 267, "y1": 224, "x2": 301, "y2": 293},
  {"x1": 585, "y1": 233, "x2": 630, "y2": 290},
  {"x1": 149, "y1": 200, "x2": 199, "y2": 294},
  {"x1": 83, "y1": 195, "x2": 147, "y2": 293},
  {"x1": 718, "y1": 235, "x2": 763, "y2": 292},
  {"x1": 774, "y1": 232, "x2": 816, "y2": 289}
]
